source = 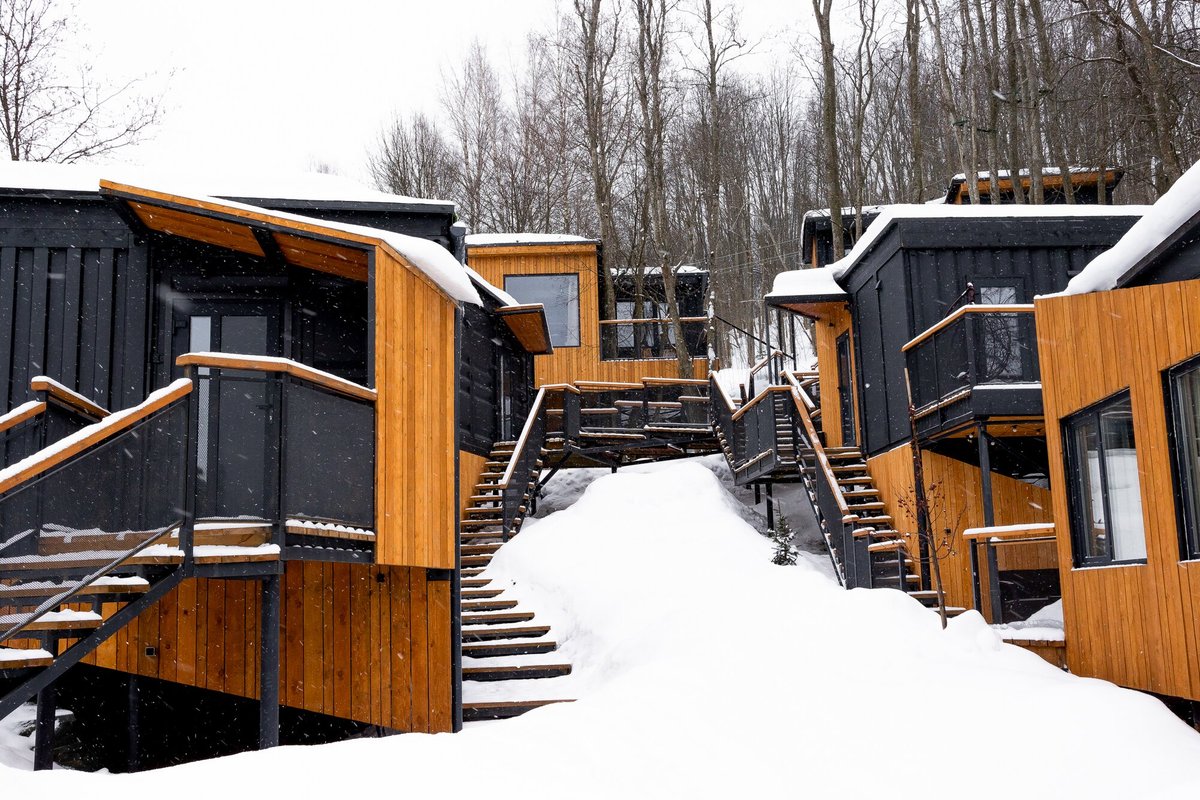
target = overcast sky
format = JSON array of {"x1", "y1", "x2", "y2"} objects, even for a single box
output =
[{"x1": 72, "y1": 0, "x2": 814, "y2": 185}]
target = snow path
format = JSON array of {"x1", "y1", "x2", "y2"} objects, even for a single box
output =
[{"x1": 3, "y1": 461, "x2": 1200, "y2": 797}]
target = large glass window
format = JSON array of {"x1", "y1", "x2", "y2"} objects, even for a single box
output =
[
  {"x1": 1065, "y1": 392, "x2": 1147, "y2": 566},
  {"x1": 1168, "y1": 357, "x2": 1200, "y2": 559},
  {"x1": 976, "y1": 284, "x2": 1022, "y2": 381},
  {"x1": 504, "y1": 274, "x2": 580, "y2": 347}
]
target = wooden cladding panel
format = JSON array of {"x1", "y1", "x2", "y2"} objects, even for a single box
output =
[
  {"x1": 374, "y1": 250, "x2": 457, "y2": 569},
  {"x1": 468, "y1": 245, "x2": 707, "y2": 384},
  {"x1": 814, "y1": 304, "x2": 856, "y2": 448},
  {"x1": 130, "y1": 202, "x2": 264, "y2": 257},
  {"x1": 459, "y1": 450, "x2": 488, "y2": 517},
  {"x1": 83, "y1": 562, "x2": 453, "y2": 732},
  {"x1": 1037, "y1": 281, "x2": 1200, "y2": 701},
  {"x1": 274, "y1": 232, "x2": 369, "y2": 282},
  {"x1": 867, "y1": 444, "x2": 1055, "y2": 619}
]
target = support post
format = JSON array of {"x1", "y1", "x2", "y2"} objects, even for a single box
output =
[
  {"x1": 33, "y1": 648, "x2": 57, "y2": 771},
  {"x1": 259, "y1": 573, "x2": 281, "y2": 749},
  {"x1": 976, "y1": 422, "x2": 1001, "y2": 622},
  {"x1": 766, "y1": 482, "x2": 775, "y2": 530},
  {"x1": 126, "y1": 674, "x2": 140, "y2": 772}
]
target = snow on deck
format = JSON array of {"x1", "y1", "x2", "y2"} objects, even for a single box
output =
[
  {"x1": 3, "y1": 461, "x2": 1200, "y2": 795},
  {"x1": 1057, "y1": 159, "x2": 1200, "y2": 296}
]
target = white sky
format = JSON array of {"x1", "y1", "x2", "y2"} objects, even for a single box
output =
[{"x1": 72, "y1": 0, "x2": 815, "y2": 185}]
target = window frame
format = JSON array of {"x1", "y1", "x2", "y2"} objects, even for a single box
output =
[
  {"x1": 1165, "y1": 353, "x2": 1200, "y2": 561},
  {"x1": 503, "y1": 272, "x2": 581, "y2": 349},
  {"x1": 1063, "y1": 389, "x2": 1148, "y2": 568}
]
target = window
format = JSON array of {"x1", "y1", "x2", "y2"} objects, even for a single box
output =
[
  {"x1": 1064, "y1": 391, "x2": 1147, "y2": 566},
  {"x1": 1168, "y1": 356, "x2": 1200, "y2": 559},
  {"x1": 504, "y1": 274, "x2": 580, "y2": 347}
]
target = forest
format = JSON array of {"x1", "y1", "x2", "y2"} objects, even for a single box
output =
[{"x1": 368, "y1": 0, "x2": 1200, "y2": 364}]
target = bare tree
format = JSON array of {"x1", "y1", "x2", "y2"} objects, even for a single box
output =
[
  {"x1": 368, "y1": 112, "x2": 458, "y2": 201},
  {"x1": 0, "y1": 0, "x2": 161, "y2": 162}
]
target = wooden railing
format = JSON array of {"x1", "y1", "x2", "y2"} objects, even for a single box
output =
[
  {"x1": 2, "y1": 378, "x2": 113, "y2": 470},
  {"x1": 963, "y1": 522, "x2": 1056, "y2": 622}
]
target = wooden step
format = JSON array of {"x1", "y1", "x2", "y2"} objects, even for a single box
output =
[
  {"x1": 463, "y1": 640, "x2": 558, "y2": 658},
  {"x1": 463, "y1": 599, "x2": 518, "y2": 612},
  {"x1": 462, "y1": 625, "x2": 550, "y2": 642},
  {"x1": 462, "y1": 589, "x2": 504, "y2": 600},
  {"x1": 847, "y1": 501, "x2": 886, "y2": 512},
  {"x1": 460, "y1": 531, "x2": 505, "y2": 542},
  {"x1": 856, "y1": 514, "x2": 893, "y2": 526},
  {"x1": 461, "y1": 519, "x2": 503, "y2": 530},
  {"x1": 462, "y1": 612, "x2": 535, "y2": 626},
  {"x1": 463, "y1": 663, "x2": 572, "y2": 682},
  {"x1": 831, "y1": 464, "x2": 869, "y2": 474},
  {"x1": 842, "y1": 489, "x2": 880, "y2": 499},
  {"x1": 1, "y1": 612, "x2": 102, "y2": 633},
  {"x1": 462, "y1": 543, "x2": 501, "y2": 556},
  {"x1": 465, "y1": 507, "x2": 505, "y2": 516},
  {"x1": 852, "y1": 527, "x2": 902, "y2": 539},
  {"x1": 468, "y1": 495, "x2": 502, "y2": 502},
  {"x1": 0, "y1": 647, "x2": 54, "y2": 670},
  {"x1": 462, "y1": 555, "x2": 494, "y2": 568},
  {"x1": 0, "y1": 578, "x2": 149, "y2": 602},
  {"x1": 462, "y1": 578, "x2": 492, "y2": 589},
  {"x1": 462, "y1": 699, "x2": 573, "y2": 721},
  {"x1": 867, "y1": 540, "x2": 905, "y2": 554}
]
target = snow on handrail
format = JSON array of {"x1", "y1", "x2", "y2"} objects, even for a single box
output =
[
  {"x1": 0, "y1": 400, "x2": 46, "y2": 434},
  {"x1": 498, "y1": 387, "x2": 549, "y2": 490},
  {"x1": 962, "y1": 522, "x2": 1055, "y2": 542},
  {"x1": 175, "y1": 352, "x2": 376, "y2": 402},
  {"x1": 30, "y1": 375, "x2": 110, "y2": 419},
  {"x1": 0, "y1": 380, "x2": 192, "y2": 496}
]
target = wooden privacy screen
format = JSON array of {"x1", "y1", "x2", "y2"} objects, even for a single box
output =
[
  {"x1": 374, "y1": 249, "x2": 458, "y2": 569},
  {"x1": 1037, "y1": 280, "x2": 1200, "y2": 701}
]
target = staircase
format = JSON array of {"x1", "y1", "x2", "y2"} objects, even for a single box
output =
[{"x1": 458, "y1": 437, "x2": 574, "y2": 722}]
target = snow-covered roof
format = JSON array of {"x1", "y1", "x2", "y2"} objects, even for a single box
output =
[
  {"x1": 465, "y1": 232, "x2": 596, "y2": 247},
  {"x1": 766, "y1": 267, "x2": 846, "y2": 301},
  {"x1": 613, "y1": 264, "x2": 706, "y2": 275},
  {"x1": 1057, "y1": 160, "x2": 1200, "y2": 296},
  {"x1": 0, "y1": 161, "x2": 454, "y2": 207},
  {"x1": 825, "y1": 203, "x2": 1150, "y2": 281},
  {"x1": 104, "y1": 181, "x2": 481, "y2": 305}
]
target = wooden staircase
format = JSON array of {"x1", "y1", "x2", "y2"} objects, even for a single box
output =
[{"x1": 459, "y1": 440, "x2": 573, "y2": 722}]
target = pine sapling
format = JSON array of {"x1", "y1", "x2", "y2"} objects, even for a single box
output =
[{"x1": 771, "y1": 513, "x2": 799, "y2": 566}]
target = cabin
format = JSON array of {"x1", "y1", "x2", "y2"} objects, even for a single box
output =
[
  {"x1": 1034, "y1": 161, "x2": 1200, "y2": 710},
  {"x1": 801, "y1": 169, "x2": 1126, "y2": 269},
  {"x1": 760, "y1": 204, "x2": 1146, "y2": 634},
  {"x1": 0, "y1": 165, "x2": 562, "y2": 770},
  {"x1": 465, "y1": 234, "x2": 709, "y2": 385}
]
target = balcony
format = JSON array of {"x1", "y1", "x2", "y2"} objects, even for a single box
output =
[
  {"x1": 599, "y1": 317, "x2": 707, "y2": 361},
  {"x1": 903, "y1": 305, "x2": 1042, "y2": 439}
]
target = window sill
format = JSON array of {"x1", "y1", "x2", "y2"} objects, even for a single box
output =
[{"x1": 1071, "y1": 560, "x2": 1148, "y2": 571}]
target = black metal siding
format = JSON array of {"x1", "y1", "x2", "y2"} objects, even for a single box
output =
[
  {"x1": 0, "y1": 197, "x2": 148, "y2": 413},
  {"x1": 843, "y1": 216, "x2": 1138, "y2": 457}
]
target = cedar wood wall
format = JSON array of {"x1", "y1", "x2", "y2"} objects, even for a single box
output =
[
  {"x1": 1037, "y1": 280, "x2": 1200, "y2": 701},
  {"x1": 82, "y1": 564, "x2": 453, "y2": 732},
  {"x1": 467, "y1": 244, "x2": 706, "y2": 385}
]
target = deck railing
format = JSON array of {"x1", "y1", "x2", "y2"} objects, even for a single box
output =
[
  {"x1": 176, "y1": 354, "x2": 377, "y2": 547},
  {"x1": 0, "y1": 380, "x2": 194, "y2": 641},
  {"x1": 963, "y1": 522, "x2": 1057, "y2": 623},
  {"x1": 598, "y1": 317, "x2": 707, "y2": 361},
  {"x1": 1, "y1": 378, "x2": 111, "y2": 469},
  {"x1": 903, "y1": 305, "x2": 1038, "y2": 417}
]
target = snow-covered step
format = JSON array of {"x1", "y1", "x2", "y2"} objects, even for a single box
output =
[
  {"x1": 0, "y1": 647, "x2": 53, "y2": 669},
  {"x1": 0, "y1": 608, "x2": 102, "y2": 634},
  {"x1": 463, "y1": 663, "x2": 572, "y2": 682},
  {"x1": 462, "y1": 599, "x2": 518, "y2": 613},
  {"x1": 463, "y1": 640, "x2": 558, "y2": 658},
  {"x1": 462, "y1": 588, "x2": 504, "y2": 600},
  {"x1": 462, "y1": 625, "x2": 551, "y2": 642},
  {"x1": 462, "y1": 611, "x2": 535, "y2": 626},
  {"x1": 0, "y1": 576, "x2": 148, "y2": 602},
  {"x1": 462, "y1": 699, "x2": 574, "y2": 722}
]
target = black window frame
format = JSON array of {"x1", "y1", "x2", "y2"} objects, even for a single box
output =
[
  {"x1": 1063, "y1": 388, "x2": 1148, "y2": 568},
  {"x1": 1165, "y1": 352, "x2": 1200, "y2": 561},
  {"x1": 503, "y1": 272, "x2": 581, "y2": 349}
]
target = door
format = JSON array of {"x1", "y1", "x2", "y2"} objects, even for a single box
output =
[
  {"x1": 836, "y1": 332, "x2": 856, "y2": 447},
  {"x1": 173, "y1": 300, "x2": 283, "y2": 519}
]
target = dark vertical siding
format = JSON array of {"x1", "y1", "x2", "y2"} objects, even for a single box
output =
[{"x1": 0, "y1": 196, "x2": 147, "y2": 413}]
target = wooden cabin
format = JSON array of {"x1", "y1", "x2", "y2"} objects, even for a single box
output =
[
  {"x1": 0, "y1": 167, "x2": 556, "y2": 769},
  {"x1": 1034, "y1": 164, "x2": 1200, "y2": 707},
  {"x1": 465, "y1": 234, "x2": 708, "y2": 385},
  {"x1": 766, "y1": 204, "x2": 1145, "y2": 627}
]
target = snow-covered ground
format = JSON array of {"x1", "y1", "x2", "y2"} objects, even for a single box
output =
[{"x1": 4, "y1": 459, "x2": 1200, "y2": 797}]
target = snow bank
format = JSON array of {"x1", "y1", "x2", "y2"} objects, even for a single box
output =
[
  {"x1": 1058, "y1": 159, "x2": 1200, "y2": 295},
  {"x1": 4, "y1": 462, "x2": 1200, "y2": 797}
]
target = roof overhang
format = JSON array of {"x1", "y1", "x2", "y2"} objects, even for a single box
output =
[
  {"x1": 766, "y1": 295, "x2": 849, "y2": 320},
  {"x1": 496, "y1": 304, "x2": 554, "y2": 355}
]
